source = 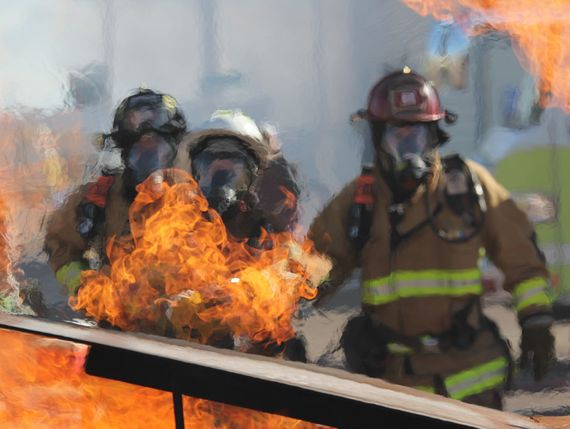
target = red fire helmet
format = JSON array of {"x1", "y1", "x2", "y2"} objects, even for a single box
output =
[{"x1": 367, "y1": 69, "x2": 445, "y2": 123}]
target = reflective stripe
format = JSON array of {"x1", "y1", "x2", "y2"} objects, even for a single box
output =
[
  {"x1": 513, "y1": 277, "x2": 551, "y2": 312},
  {"x1": 387, "y1": 343, "x2": 414, "y2": 355},
  {"x1": 362, "y1": 269, "x2": 482, "y2": 305},
  {"x1": 56, "y1": 261, "x2": 87, "y2": 296},
  {"x1": 445, "y1": 357, "x2": 508, "y2": 401},
  {"x1": 388, "y1": 336, "x2": 439, "y2": 355}
]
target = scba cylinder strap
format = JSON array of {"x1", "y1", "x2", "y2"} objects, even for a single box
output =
[{"x1": 427, "y1": 154, "x2": 486, "y2": 243}]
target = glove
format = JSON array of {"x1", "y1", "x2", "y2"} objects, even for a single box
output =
[
  {"x1": 520, "y1": 314, "x2": 555, "y2": 381},
  {"x1": 340, "y1": 314, "x2": 388, "y2": 378}
]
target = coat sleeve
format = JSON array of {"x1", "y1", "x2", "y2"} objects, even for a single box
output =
[
  {"x1": 44, "y1": 186, "x2": 89, "y2": 273},
  {"x1": 308, "y1": 180, "x2": 359, "y2": 305},
  {"x1": 469, "y1": 161, "x2": 552, "y2": 320}
]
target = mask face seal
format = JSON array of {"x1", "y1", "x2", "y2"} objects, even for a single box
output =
[
  {"x1": 193, "y1": 156, "x2": 252, "y2": 215},
  {"x1": 381, "y1": 123, "x2": 429, "y2": 168},
  {"x1": 378, "y1": 123, "x2": 433, "y2": 197},
  {"x1": 191, "y1": 138, "x2": 258, "y2": 216}
]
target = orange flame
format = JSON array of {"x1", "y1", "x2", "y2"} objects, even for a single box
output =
[
  {"x1": 0, "y1": 113, "x2": 83, "y2": 264},
  {"x1": 0, "y1": 113, "x2": 87, "y2": 313},
  {"x1": 0, "y1": 328, "x2": 331, "y2": 428},
  {"x1": 0, "y1": 198, "x2": 15, "y2": 295},
  {"x1": 73, "y1": 169, "x2": 330, "y2": 347},
  {"x1": 403, "y1": 0, "x2": 570, "y2": 110},
  {"x1": 279, "y1": 185, "x2": 298, "y2": 210},
  {"x1": 0, "y1": 195, "x2": 33, "y2": 313}
]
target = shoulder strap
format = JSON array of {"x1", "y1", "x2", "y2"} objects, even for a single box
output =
[
  {"x1": 84, "y1": 175, "x2": 116, "y2": 208},
  {"x1": 76, "y1": 175, "x2": 116, "y2": 240},
  {"x1": 429, "y1": 154, "x2": 486, "y2": 243},
  {"x1": 442, "y1": 154, "x2": 486, "y2": 215},
  {"x1": 347, "y1": 167, "x2": 376, "y2": 252}
]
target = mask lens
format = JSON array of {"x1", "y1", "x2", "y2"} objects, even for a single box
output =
[
  {"x1": 126, "y1": 133, "x2": 176, "y2": 184},
  {"x1": 192, "y1": 155, "x2": 250, "y2": 196},
  {"x1": 382, "y1": 124, "x2": 429, "y2": 164}
]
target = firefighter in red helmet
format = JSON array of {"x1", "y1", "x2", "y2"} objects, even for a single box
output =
[{"x1": 309, "y1": 68, "x2": 555, "y2": 409}]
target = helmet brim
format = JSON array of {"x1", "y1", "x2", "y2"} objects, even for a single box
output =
[{"x1": 185, "y1": 129, "x2": 270, "y2": 169}]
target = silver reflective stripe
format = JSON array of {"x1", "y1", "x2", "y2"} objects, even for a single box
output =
[
  {"x1": 396, "y1": 278, "x2": 479, "y2": 288},
  {"x1": 513, "y1": 278, "x2": 551, "y2": 312},
  {"x1": 517, "y1": 287, "x2": 546, "y2": 305},
  {"x1": 363, "y1": 269, "x2": 482, "y2": 305}
]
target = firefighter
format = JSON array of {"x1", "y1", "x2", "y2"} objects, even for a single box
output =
[
  {"x1": 176, "y1": 109, "x2": 300, "y2": 241},
  {"x1": 171, "y1": 109, "x2": 305, "y2": 360},
  {"x1": 45, "y1": 88, "x2": 188, "y2": 295},
  {"x1": 308, "y1": 69, "x2": 555, "y2": 409}
]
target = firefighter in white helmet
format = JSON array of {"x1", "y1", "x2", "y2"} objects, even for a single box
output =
[
  {"x1": 177, "y1": 109, "x2": 300, "y2": 242},
  {"x1": 174, "y1": 109, "x2": 305, "y2": 360}
]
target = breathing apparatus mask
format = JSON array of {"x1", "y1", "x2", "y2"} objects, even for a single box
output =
[
  {"x1": 191, "y1": 137, "x2": 259, "y2": 219},
  {"x1": 74, "y1": 90, "x2": 187, "y2": 272},
  {"x1": 121, "y1": 131, "x2": 178, "y2": 194},
  {"x1": 374, "y1": 122, "x2": 438, "y2": 199},
  {"x1": 106, "y1": 90, "x2": 187, "y2": 196}
]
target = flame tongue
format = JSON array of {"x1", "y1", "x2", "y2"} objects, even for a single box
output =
[
  {"x1": 73, "y1": 169, "x2": 330, "y2": 347},
  {"x1": 404, "y1": 0, "x2": 570, "y2": 111}
]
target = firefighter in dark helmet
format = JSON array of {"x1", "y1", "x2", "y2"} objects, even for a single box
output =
[{"x1": 45, "y1": 89, "x2": 188, "y2": 295}]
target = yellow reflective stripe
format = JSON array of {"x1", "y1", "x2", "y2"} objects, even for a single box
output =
[
  {"x1": 162, "y1": 94, "x2": 177, "y2": 111},
  {"x1": 391, "y1": 269, "x2": 481, "y2": 282},
  {"x1": 387, "y1": 343, "x2": 414, "y2": 355},
  {"x1": 513, "y1": 277, "x2": 551, "y2": 312},
  {"x1": 363, "y1": 269, "x2": 482, "y2": 305},
  {"x1": 445, "y1": 357, "x2": 508, "y2": 401},
  {"x1": 387, "y1": 336, "x2": 438, "y2": 355},
  {"x1": 362, "y1": 281, "x2": 397, "y2": 305},
  {"x1": 56, "y1": 261, "x2": 87, "y2": 296}
]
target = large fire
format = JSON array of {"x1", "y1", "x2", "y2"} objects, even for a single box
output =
[
  {"x1": 0, "y1": 328, "x2": 330, "y2": 428},
  {"x1": 0, "y1": 198, "x2": 16, "y2": 296},
  {"x1": 0, "y1": 189, "x2": 35, "y2": 314},
  {"x1": 403, "y1": 0, "x2": 570, "y2": 111},
  {"x1": 0, "y1": 113, "x2": 82, "y2": 314},
  {"x1": 72, "y1": 169, "x2": 330, "y2": 348}
]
